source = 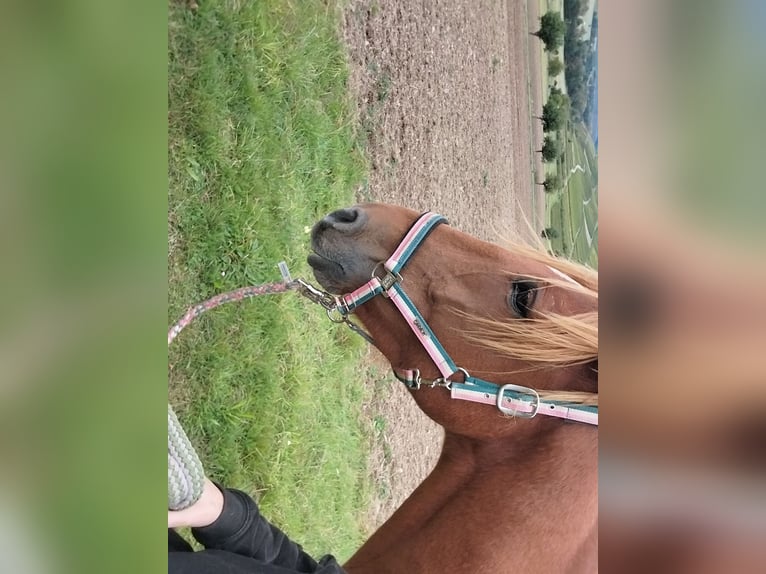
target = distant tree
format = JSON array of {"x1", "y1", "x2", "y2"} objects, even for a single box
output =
[
  {"x1": 547, "y1": 87, "x2": 570, "y2": 109},
  {"x1": 541, "y1": 97, "x2": 569, "y2": 131},
  {"x1": 561, "y1": 8, "x2": 593, "y2": 122},
  {"x1": 536, "y1": 86, "x2": 570, "y2": 130},
  {"x1": 541, "y1": 227, "x2": 560, "y2": 239},
  {"x1": 537, "y1": 136, "x2": 562, "y2": 162},
  {"x1": 542, "y1": 175, "x2": 563, "y2": 191},
  {"x1": 534, "y1": 12, "x2": 565, "y2": 52},
  {"x1": 566, "y1": 57, "x2": 587, "y2": 80},
  {"x1": 564, "y1": 0, "x2": 588, "y2": 17},
  {"x1": 568, "y1": 84, "x2": 587, "y2": 120},
  {"x1": 548, "y1": 57, "x2": 564, "y2": 77}
]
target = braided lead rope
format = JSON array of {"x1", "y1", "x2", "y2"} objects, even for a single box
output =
[
  {"x1": 168, "y1": 280, "x2": 297, "y2": 510},
  {"x1": 168, "y1": 404, "x2": 205, "y2": 510},
  {"x1": 168, "y1": 281, "x2": 296, "y2": 346}
]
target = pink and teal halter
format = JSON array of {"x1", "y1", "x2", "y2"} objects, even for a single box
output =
[{"x1": 333, "y1": 211, "x2": 598, "y2": 426}]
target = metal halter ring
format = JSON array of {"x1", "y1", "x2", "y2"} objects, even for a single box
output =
[
  {"x1": 326, "y1": 307, "x2": 347, "y2": 324},
  {"x1": 429, "y1": 367, "x2": 470, "y2": 390},
  {"x1": 450, "y1": 367, "x2": 470, "y2": 383},
  {"x1": 495, "y1": 383, "x2": 540, "y2": 418}
]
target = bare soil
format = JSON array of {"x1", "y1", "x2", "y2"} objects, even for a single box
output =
[{"x1": 341, "y1": 1, "x2": 545, "y2": 532}]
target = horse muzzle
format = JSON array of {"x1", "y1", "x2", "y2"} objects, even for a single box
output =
[{"x1": 308, "y1": 206, "x2": 375, "y2": 294}]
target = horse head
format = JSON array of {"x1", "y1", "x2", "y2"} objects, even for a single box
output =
[{"x1": 309, "y1": 203, "x2": 598, "y2": 441}]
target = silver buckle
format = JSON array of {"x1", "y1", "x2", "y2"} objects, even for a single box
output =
[
  {"x1": 496, "y1": 383, "x2": 540, "y2": 418},
  {"x1": 371, "y1": 262, "x2": 402, "y2": 294}
]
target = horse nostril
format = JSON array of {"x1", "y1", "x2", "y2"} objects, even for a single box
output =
[
  {"x1": 330, "y1": 208, "x2": 358, "y2": 223},
  {"x1": 324, "y1": 207, "x2": 367, "y2": 233}
]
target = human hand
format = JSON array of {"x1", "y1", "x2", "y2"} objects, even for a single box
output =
[{"x1": 168, "y1": 478, "x2": 224, "y2": 529}]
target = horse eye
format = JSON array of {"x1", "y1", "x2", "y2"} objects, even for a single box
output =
[{"x1": 508, "y1": 280, "x2": 538, "y2": 318}]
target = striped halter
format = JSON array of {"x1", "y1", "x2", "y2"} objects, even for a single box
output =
[{"x1": 333, "y1": 212, "x2": 598, "y2": 426}]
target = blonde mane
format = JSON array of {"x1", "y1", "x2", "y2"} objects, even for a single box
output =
[{"x1": 459, "y1": 243, "x2": 598, "y2": 406}]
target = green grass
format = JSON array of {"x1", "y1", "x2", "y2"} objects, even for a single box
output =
[
  {"x1": 545, "y1": 121, "x2": 598, "y2": 268},
  {"x1": 538, "y1": 0, "x2": 597, "y2": 269},
  {"x1": 538, "y1": 0, "x2": 598, "y2": 269},
  {"x1": 168, "y1": 0, "x2": 372, "y2": 560}
]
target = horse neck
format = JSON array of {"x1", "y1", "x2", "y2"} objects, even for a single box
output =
[{"x1": 344, "y1": 423, "x2": 597, "y2": 574}]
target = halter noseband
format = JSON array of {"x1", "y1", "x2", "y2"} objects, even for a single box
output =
[{"x1": 333, "y1": 212, "x2": 598, "y2": 426}]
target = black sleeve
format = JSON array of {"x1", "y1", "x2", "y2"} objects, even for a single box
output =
[{"x1": 189, "y1": 486, "x2": 343, "y2": 572}]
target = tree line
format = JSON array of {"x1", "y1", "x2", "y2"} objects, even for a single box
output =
[
  {"x1": 535, "y1": 86, "x2": 569, "y2": 190},
  {"x1": 562, "y1": 0, "x2": 595, "y2": 120},
  {"x1": 533, "y1": 4, "x2": 596, "y2": 121}
]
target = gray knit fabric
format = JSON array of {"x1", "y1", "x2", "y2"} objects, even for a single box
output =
[{"x1": 168, "y1": 404, "x2": 205, "y2": 510}]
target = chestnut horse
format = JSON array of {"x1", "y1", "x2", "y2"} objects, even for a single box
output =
[{"x1": 308, "y1": 204, "x2": 598, "y2": 574}]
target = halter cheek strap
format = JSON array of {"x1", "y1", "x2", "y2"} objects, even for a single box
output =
[{"x1": 336, "y1": 212, "x2": 598, "y2": 427}]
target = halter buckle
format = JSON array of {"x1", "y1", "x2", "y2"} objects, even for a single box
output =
[
  {"x1": 371, "y1": 262, "x2": 402, "y2": 295},
  {"x1": 496, "y1": 383, "x2": 540, "y2": 418}
]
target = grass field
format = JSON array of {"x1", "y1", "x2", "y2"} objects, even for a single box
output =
[
  {"x1": 546, "y1": 121, "x2": 598, "y2": 267},
  {"x1": 539, "y1": 117, "x2": 598, "y2": 268},
  {"x1": 168, "y1": 0, "x2": 373, "y2": 559},
  {"x1": 538, "y1": 0, "x2": 598, "y2": 268}
]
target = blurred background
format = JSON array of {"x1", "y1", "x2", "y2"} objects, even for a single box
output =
[
  {"x1": 0, "y1": 1, "x2": 166, "y2": 573},
  {"x1": 600, "y1": 0, "x2": 766, "y2": 571},
  {"x1": 0, "y1": 0, "x2": 764, "y2": 572}
]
